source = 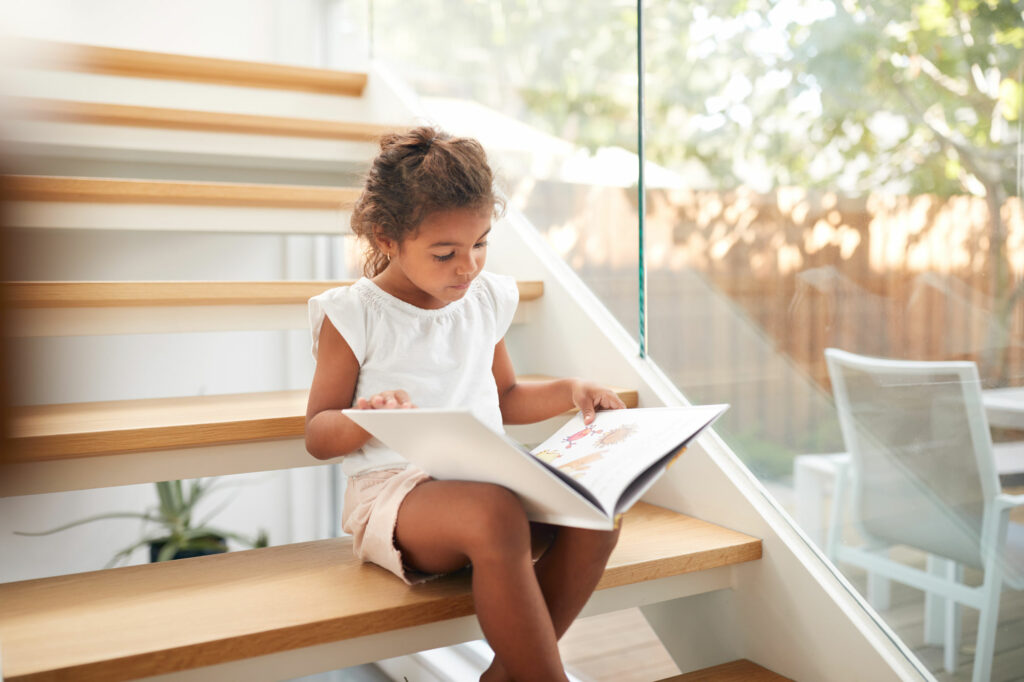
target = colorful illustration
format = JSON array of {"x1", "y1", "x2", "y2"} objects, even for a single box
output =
[
  {"x1": 557, "y1": 451, "x2": 606, "y2": 479},
  {"x1": 596, "y1": 424, "x2": 637, "y2": 447},
  {"x1": 533, "y1": 449, "x2": 561, "y2": 464},
  {"x1": 562, "y1": 424, "x2": 603, "y2": 449}
]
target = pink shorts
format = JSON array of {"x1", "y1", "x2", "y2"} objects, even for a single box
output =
[{"x1": 342, "y1": 465, "x2": 436, "y2": 585}]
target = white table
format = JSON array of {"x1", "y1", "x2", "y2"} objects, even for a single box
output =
[{"x1": 982, "y1": 386, "x2": 1024, "y2": 430}]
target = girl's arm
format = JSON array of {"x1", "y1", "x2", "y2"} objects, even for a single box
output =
[
  {"x1": 492, "y1": 339, "x2": 626, "y2": 425},
  {"x1": 305, "y1": 317, "x2": 376, "y2": 460}
]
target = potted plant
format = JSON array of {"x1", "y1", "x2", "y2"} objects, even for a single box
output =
[{"x1": 16, "y1": 478, "x2": 268, "y2": 565}]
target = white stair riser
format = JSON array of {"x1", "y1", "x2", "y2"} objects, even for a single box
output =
[{"x1": 9, "y1": 201, "x2": 352, "y2": 234}]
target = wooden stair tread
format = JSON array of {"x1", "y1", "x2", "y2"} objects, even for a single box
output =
[
  {"x1": 5, "y1": 280, "x2": 545, "y2": 308},
  {"x1": 658, "y1": 659, "x2": 792, "y2": 681},
  {"x1": 6, "y1": 381, "x2": 638, "y2": 462},
  {"x1": 6, "y1": 175, "x2": 359, "y2": 209},
  {"x1": 6, "y1": 389, "x2": 310, "y2": 461},
  {"x1": 10, "y1": 97, "x2": 399, "y2": 142},
  {"x1": 0, "y1": 502, "x2": 762, "y2": 682},
  {"x1": 15, "y1": 39, "x2": 369, "y2": 95}
]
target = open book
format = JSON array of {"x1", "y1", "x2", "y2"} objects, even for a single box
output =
[{"x1": 343, "y1": 405, "x2": 728, "y2": 530}]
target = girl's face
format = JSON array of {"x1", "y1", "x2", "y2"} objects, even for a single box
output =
[{"x1": 375, "y1": 207, "x2": 491, "y2": 309}]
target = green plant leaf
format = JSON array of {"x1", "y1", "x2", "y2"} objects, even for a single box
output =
[
  {"x1": 105, "y1": 535, "x2": 166, "y2": 568},
  {"x1": 191, "y1": 526, "x2": 267, "y2": 549},
  {"x1": 155, "y1": 480, "x2": 175, "y2": 513},
  {"x1": 19, "y1": 476, "x2": 267, "y2": 566},
  {"x1": 191, "y1": 488, "x2": 242, "y2": 530},
  {"x1": 179, "y1": 534, "x2": 228, "y2": 553},
  {"x1": 14, "y1": 512, "x2": 159, "y2": 536},
  {"x1": 155, "y1": 539, "x2": 181, "y2": 562},
  {"x1": 186, "y1": 479, "x2": 202, "y2": 508},
  {"x1": 999, "y1": 77, "x2": 1022, "y2": 121},
  {"x1": 172, "y1": 480, "x2": 185, "y2": 510}
]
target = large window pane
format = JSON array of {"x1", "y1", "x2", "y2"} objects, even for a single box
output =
[{"x1": 641, "y1": 1, "x2": 1024, "y2": 679}]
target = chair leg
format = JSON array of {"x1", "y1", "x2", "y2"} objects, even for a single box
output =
[
  {"x1": 971, "y1": 509, "x2": 1010, "y2": 682},
  {"x1": 942, "y1": 561, "x2": 962, "y2": 674},
  {"x1": 923, "y1": 556, "x2": 962, "y2": 674},
  {"x1": 794, "y1": 455, "x2": 829, "y2": 546},
  {"x1": 867, "y1": 572, "x2": 892, "y2": 610},
  {"x1": 943, "y1": 579, "x2": 961, "y2": 676},
  {"x1": 972, "y1": 574, "x2": 1003, "y2": 682},
  {"x1": 866, "y1": 544, "x2": 892, "y2": 610},
  {"x1": 923, "y1": 557, "x2": 944, "y2": 646}
]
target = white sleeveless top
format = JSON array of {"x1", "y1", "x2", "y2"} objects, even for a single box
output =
[{"x1": 308, "y1": 270, "x2": 520, "y2": 476}]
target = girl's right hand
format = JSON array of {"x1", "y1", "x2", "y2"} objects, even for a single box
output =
[{"x1": 355, "y1": 390, "x2": 416, "y2": 409}]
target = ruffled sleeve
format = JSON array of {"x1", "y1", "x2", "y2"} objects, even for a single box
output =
[
  {"x1": 479, "y1": 271, "x2": 520, "y2": 344},
  {"x1": 308, "y1": 284, "x2": 367, "y2": 363}
]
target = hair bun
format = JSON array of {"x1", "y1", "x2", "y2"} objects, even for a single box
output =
[{"x1": 377, "y1": 126, "x2": 441, "y2": 156}]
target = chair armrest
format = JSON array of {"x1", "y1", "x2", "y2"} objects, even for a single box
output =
[{"x1": 995, "y1": 492, "x2": 1024, "y2": 512}]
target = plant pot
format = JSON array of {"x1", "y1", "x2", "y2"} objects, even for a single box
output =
[{"x1": 148, "y1": 534, "x2": 228, "y2": 562}]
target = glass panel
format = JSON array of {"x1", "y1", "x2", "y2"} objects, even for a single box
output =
[
  {"x1": 641, "y1": 1, "x2": 1024, "y2": 679},
  {"x1": 368, "y1": 0, "x2": 641, "y2": 341}
]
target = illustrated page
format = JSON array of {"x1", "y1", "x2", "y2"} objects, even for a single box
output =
[{"x1": 530, "y1": 406, "x2": 725, "y2": 514}]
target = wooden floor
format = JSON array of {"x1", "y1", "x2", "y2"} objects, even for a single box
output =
[
  {"x1": 557, "y1": 565, "x2": 1024, "y2": 682},
  {"x1": 560, "y1": 608, "x2": 681, "y2": 681},
  {"x1": 849, "y1": 563, "x2": 1024, "y2": 682}
]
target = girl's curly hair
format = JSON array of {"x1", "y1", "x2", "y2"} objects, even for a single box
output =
[{"x1": 351, "y1": 126, "x2": 506, "y2": 277}]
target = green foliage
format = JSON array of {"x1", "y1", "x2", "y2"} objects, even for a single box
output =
[
  {"x1": 723, "y1": 426, "x2": 797, "y2": 479},
  {"x1": 372, "y1": 0, "x2": 1022, "y2": 200},
  {"x1": 371, "y1": 0, "x2": 1023, "y2": 380},
  {"x1": 15, "y1": 479, "x2": 268, "y2": 566}
]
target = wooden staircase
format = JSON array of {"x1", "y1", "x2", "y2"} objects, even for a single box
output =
[
  {"x1": 0, "y1": 503, "x2": 761, "y2": 682},
  {"x1": 658, "y1": 660, "x2": 792, "y2": 681},
  {"x1": 8, "y1": 97, "x2": 397, "y2": 141},
  {"x1": 0, "y1": 39, "x2": 785, "y2": 682},
  {"x1": 7, "y1": 39, "x2": 373, "y2": 94}
]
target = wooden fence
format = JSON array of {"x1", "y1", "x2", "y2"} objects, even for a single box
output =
[{"x1": 519, "y1": 182, "x2": 1024, "y2": 469}]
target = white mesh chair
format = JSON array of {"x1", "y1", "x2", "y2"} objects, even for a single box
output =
[{"x1": 824, "y1": 348, "x2": 1024, "y2": 682}]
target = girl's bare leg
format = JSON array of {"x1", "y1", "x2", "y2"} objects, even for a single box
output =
[
  {"x1": 482, "y1": 523, "x2": 621, "y2": 681},
  {"x1": 394, "y1": 480, "x2": 569, "y2": 682},
  {"x1": 535, "y1": 524, "x2": 621, "y2": 636}
]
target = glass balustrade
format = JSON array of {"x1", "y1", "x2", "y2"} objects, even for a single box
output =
[
  {"x1": 642, "y1": 2, "x2": 1024, "y2": 680},
  {"x1": 364, "y1": 1, "x2": 1023, "y2": 679}
]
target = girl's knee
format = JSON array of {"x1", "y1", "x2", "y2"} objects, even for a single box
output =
[{"x1": 462, "y1": 483, "x2": 531, "y2": 562}]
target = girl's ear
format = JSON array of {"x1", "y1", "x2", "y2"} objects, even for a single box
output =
[{"x1": 373, "y1": 232, "x2": 396, "y2": 257}]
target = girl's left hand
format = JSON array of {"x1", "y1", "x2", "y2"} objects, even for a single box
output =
[{"x1": 571, "y1": 380, "x2": 627, "y2": 424}]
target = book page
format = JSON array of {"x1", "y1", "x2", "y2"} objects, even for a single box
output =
[
  {"x1": 343, "y1": 408, "x2": 613, "y2": 528},
  {"x1": 530, "y1": 407, "x2": 725, "y2": 514}
]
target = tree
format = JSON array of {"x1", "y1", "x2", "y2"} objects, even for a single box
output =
[{"x1": 641, "y1": 0, "x2": 1023, "y2": 381}]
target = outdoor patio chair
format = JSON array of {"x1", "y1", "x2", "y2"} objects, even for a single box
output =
[{"x1": 823, "y1": 348, "x2": 1024, "y2": 682}]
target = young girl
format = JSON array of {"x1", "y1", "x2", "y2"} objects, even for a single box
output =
[{"x1": 305, "y1": 126, "x2": 626, "y2": 682}]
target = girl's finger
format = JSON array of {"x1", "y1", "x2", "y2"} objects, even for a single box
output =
[{"x1": 580, "y1": 398, "x2": 596, "y2": 424}]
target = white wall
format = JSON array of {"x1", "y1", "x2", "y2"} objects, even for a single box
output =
[
  {"x1": 0, "y1": 0, "x2": 370, "y2": 70},
  {"x1": 2, "y1": 0, "x2": 310, "y2": 65}
]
